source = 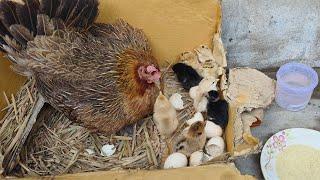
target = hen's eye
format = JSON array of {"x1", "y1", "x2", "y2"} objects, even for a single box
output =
[{"x1": 197, "y1": 132, "x2": 202, "y2": 136}]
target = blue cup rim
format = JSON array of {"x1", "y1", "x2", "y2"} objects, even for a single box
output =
[{"x1": 276, "y1": 62, "x2": 319, "y2": 93}]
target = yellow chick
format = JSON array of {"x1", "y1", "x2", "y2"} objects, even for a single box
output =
[
  {"x1": 174, "y1": 121, "x2": 206, "y2": 156},
  {"x1": 189, "y1": 78, "x2": 218, "y2": 112},
  {"x1": 153, "y1": 92, "x2": 179, "y2": 138}
]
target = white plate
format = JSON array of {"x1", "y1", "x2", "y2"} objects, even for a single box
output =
[{"x1": 260, "y1": 128, "x2": 320, "y2": 180}]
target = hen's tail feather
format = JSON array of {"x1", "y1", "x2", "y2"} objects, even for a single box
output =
[
  {"x1": 0, "y1": 0, "x2": 99, "y2": 52},
  {"x1": 37, "y1": 14, "x2": 55, "y2": 36},
  {"x1": 0, "y1": 1, "x2": 20, "y2": 31},
  {"x1": 16, "y1": 0, "x2": 40, "y2": 35},
  {"x1": 10, "y1": 24, "x2": 34, "y2": 47},
  {"x1": 40, "y1": 0, "x2": 61, "y2": 18}
]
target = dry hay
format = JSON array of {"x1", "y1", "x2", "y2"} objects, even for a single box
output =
[
  {"x1": 21, "y1": 110, "x2": 164, "y2": 176},
  {"x1": 0, "y1": 70, "x2": 196, "y2": 177}
]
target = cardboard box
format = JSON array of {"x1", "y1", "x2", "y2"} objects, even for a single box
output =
[{"x1": 0, "y1": 0, "x2": 274, "y2": 179}]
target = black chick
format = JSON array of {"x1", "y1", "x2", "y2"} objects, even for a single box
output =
[
  {"x1": 207, "y1": 91, "x2": 229, "y2": 129},
  {"x1": 207, "y1": 90, "x2": 220, "y2": 102},
  {"x1": 172, "y1": 63, "x2": 203, "y2": 90}
]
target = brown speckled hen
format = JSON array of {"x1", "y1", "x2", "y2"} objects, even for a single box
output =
[{"x1": 0, "y1": 0, "x2": 161, "y2": 134}]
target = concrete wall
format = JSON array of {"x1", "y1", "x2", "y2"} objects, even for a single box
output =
[{"x1": 222, "y1": 0, "x2": 320, "y2": 69}]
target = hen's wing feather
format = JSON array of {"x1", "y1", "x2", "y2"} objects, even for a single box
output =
[
  {"x1": 3, "y1": 15, "x2": 155, "y2": 134},
  {"x1": 90, "y1": 20, "x2": 151, "y2": 54},
  {"x1": 23, "y1": 29, "x2": 127, "y2": 132}
]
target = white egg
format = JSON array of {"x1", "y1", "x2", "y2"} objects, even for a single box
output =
[
  {"x1": 186, "y1": 112, "x2": 204, "y2": 125},
  {"x1": 164, "y1": 153, "x2": 188, "y2": 169},
  {"x1": 189, "y1": 151, "x2": 205, "y2": 166},
  {"x1": 101, "y1": 144, "x2": 116, "y2": 157},
  {"x1": 196, "y1": 96, "x2": 208, "y2": 112},
  {"x1": 205, "y1": 137, "x2": 225, "y2": 157},
  {"x1": 205, "y1": 121, "x2": 223, "y2": 138},
  {"x1": 169, "y1": 93, "x2": 184, "y2": 110}
]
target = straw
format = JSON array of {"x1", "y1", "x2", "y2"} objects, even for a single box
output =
[{"x1": 0, "y1": 70, "x2": 206, "y2": 176}]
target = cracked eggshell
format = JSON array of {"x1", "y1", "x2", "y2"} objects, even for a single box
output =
[
  {"x1": 101, "y1": 144, "x2": 116, "y2": 157},
  {"x1": 205, "y1": 137, "x2": 225, "y2": 158},
  {"x1": 205, "y1": 121, "x2": 223, "y2": 138},
  {"x1": 187, "y1": 112, "x2": 204, "y2": 125},
  {"x1": 169, "y1": 93, "x2": 184, "y2": 110},
  {"x1": 189, "y1": 151, "x2": 205, "y2": 166},
  {"x1": 164, "y1": 152, "x2": 188, "y2": 169}
]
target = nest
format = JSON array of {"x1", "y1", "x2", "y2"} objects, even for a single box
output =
[
  {"x1": 0, "y1": 70, "x2": 196, "y2": 177},
  {"x1": 0, "y1": 79, "x2": 162, "y2": 176},
  {"x1": 22, "y1": 112, "x2": 164, "y2": 176}
]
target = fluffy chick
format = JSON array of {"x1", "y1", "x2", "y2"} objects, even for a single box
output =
[
  {"x1": 174, "y1": 121, "x2": 206, "y2": 156},
  {"x1": 153, "y1": 92, "x2": 179, "y2": 138},
  {"x1": 172, "y1": 63, "x2": 203, "y2": 90},
  {"x1": 207, "y1": 99, "x2": 229, "y2": 129},
  {"x1": 190, "y1": 78, "x2": 218, "y2": 112}
]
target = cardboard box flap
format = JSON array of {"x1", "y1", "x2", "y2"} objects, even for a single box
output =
[
  {"x1": 225, "y1": 68, "x2": 276, "y2": 155},
  {"x1": 98, "y1": 0, "x2": 222, "y2": 66},
  {"x1": 50, "y1": 164, "x2": 254, "y2": 180}
]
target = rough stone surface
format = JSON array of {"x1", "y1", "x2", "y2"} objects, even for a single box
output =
[{"x1": 222, "y1": 0, "x2": 320, "y2": 69}]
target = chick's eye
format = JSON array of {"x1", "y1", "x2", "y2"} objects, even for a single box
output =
[{"x1": 178, "y1": 145, "x2": 185, "y2": 150}]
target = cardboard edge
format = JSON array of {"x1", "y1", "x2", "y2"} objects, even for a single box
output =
[{"x1": 42, "y1": 164, "x2": 255, "y2": 180}]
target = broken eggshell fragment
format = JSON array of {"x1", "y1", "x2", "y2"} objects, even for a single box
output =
[
  {"x1": 101, "y1": 144, "x2": 116, "y2": 157},
  {"x1": 169, "y1": 93, "x2": 184, "y2": 110},
  {"x1": 204, "y1": 121, "x2": 223, "y2": 138},
  {"x1": 189, "y1": 151, "x2": 206, "y2": 166},
  {"x1": 186, "y1": 112, "x2": 204, "y2": 125},
  {"x1": 205, "y1": 136, "x2": 225, "y2": 158}
]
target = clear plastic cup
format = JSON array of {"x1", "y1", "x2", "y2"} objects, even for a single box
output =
[{"x1": 275, "y1": 62, "x2": 319, "y2": 111}]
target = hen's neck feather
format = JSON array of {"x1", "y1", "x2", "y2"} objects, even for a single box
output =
[{"x1": 117, "y1": 49, "x2": 157, "y2": 96}]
